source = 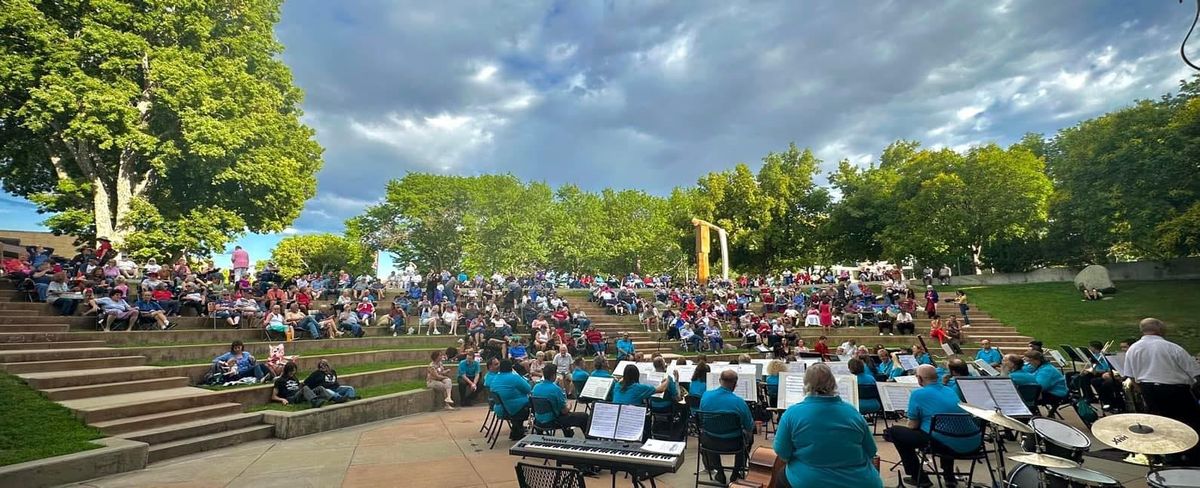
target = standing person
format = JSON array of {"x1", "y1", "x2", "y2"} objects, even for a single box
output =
[
  {"x1": 231, "y1": 245, "x2": 249, "y2": 281},
  {"x1": 1124, "y1": 318, "x2": 1200, "y2": 465},
  {"x1": 818, "y1": 299, "x2": 833, "y2": 330},
  {"x1": 923, "y1": 286, "x2": 939, "y2": 319},
  {"x1": 954, "y1": 291, "x2": 970, "y2": 327},
  {"x1": 774, "y1": 363, "x2": 882, "y2": 488},
  {"x1": 884, "y1": 364, "x2": 977, "y2": 487},
  {"x1": 457, "y1": 350, "x2": 482, "y2": 407},
  {"x1": 938, "y1": 264, "x2": 952, "y2": 286},
  {"x1": 427, "y1": 350, "x2": 456, "y2": 410},
  {"x1": 698, "y1": 370, "x2": 755, "y2": 485}
]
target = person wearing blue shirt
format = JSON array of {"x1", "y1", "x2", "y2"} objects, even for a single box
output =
[
  {"x1": 509, "y1": 340, "x2": 528, "y2": 361},
  {"x1": 457, "y1": 352, "x2": 482, "y2": 407},
  {"x1": 913, "y1": 345, "x2": 934, "y2": 366},
  {"x1": 764, "y1": 360, "x2": 785, "y2": 406},
  {"x1": 887, "y1": 352, "x2": 908, "y2": 380},
  {"x1": 489, "y1": 360, "x2": 533, "y2": 440},
  {"x1": 531, "y1": 364, "x2": 589, "y2": 437},
  {"x1": 876, "y1": 349, "x2": 895, "y2": 381},
  {"x1": 570, "y1": 358, "x2": 591, "y2": 383},
  {"x1": 615, "y1": 334, "x2": 635, "y2": 361},
  {"x1": 133, "y1": 290, "x2": 172, "y2": 330},
  {"x1": 689, "y1": 363, "x2": 711, "y2": 398},
  {"x1": 941, "y1": 358, "x2": 971, "y2": 397},
  {"x1": 1025, "y1": 351, "x2": 1068, "y2": 401},
  {"x1": 482, "y1": 358, "x2": 499, "y2": 388},
  {"x1": 1079, "y1": 341, "x2": 1120, "y2": 406},
  {"x1": 775, "y1": 363, "x2": 882, "y2": 488},
  {"x1": 849, "y1": 358, "x2": 882, "y2": 415},
  {"x1": 611, "y1": 364, "x2": 668, "y2": 405},
  {"x1": 698, "y1": 370, "x2": 755, "y2": 485},
  {"x1": 975, "y1": 340, "x2": 1002, "y2": 367},
  {"x1": 884, "y1": 365, "x2": 978, "y2": 487},
  {"x1": 1003, "y1": 354, "x2": 1038, "y2": 387},
  {"x1": 647, "y1": 358, "x2": 679, "y2": 413},
  {"x1": 210, "y1": 340, "x2": 271, "y2": 381}
]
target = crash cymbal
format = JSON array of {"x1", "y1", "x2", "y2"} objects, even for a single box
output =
[
  {"x1": 1007, "y1": 453, "x2": 1080, "y2": 469},
  {"x1": 958, "y1": 402, "x2": 1034, "y2": 433},
  {"x1": 1091, "y1": 413, "x2": 1199, "y2": 455}
]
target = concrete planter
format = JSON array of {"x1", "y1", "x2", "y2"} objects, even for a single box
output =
[
  {"x1": 0, "y1": 437, "x2": 147, "y2": 488},
  {"x1": 262, "y1": 388, "x2": 445, "y2": 439}
]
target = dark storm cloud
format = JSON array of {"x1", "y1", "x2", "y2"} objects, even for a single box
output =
[{"x1": 276, "y1": 0, "x2": 1194, "y2": 232}]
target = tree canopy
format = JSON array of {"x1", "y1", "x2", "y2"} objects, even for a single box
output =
[
  {"x1": 0, "y1": 0, "x2": 323, "y2": 262},
  {"x1": 269, "y1": 233, "x2": 373, "y2": 277}
]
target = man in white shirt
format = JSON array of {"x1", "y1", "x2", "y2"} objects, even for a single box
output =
[{"x1": 1124, "y1": 317, "x2": 1200, "y2": 465}]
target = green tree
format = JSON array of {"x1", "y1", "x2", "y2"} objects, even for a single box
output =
[
  {"x1": 270, "y1": 233, "x2": 373, "y2": 277},
  {"x1": 0, "y1": 0, "x2": 322, "y2": 258}
]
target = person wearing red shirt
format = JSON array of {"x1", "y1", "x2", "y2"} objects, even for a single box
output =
[
  {"x1": 150, "y1": 286, "x2": 180, "y2": 316},
  {"x1": 813, "y1": 336, "x2": 831, "y2": 359},
  {"x1": 585, "y1": 328, "x2": 605, "y2": 356},
  {"x1": 295, "y1": 286, "x2": 313, "y2": 312},
  {"x1": 264, "y1": 284, "x2": 288, "y2": 311},
  {"x1": 551, "y1": 307, "x2": 569, "y2": 328}
]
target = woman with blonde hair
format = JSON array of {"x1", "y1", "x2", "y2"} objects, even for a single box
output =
[
  {"x1": 764, "y1": 359, "x2": 788, "y2": 406},
  {"x1": 774, "y1": 363, "x2": 882, "y2": 488}
]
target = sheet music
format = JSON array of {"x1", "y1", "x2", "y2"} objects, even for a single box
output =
[
  {"x1": 641, "y1": 371, "x2": 666, "y2": 398},
  {"x1": 1106, "y1": 353, "x2": 1124, "y2": 374},
  {"x1": 958, "y1": 378, "x2": 1031, "y2": 417},
  {"x1": 588, "y1": 402, "x2": 620, "y2": 438},
  {"x1": 706, "y1": 372, "x2": 756, "y2": 401},
  {"x1": 837, "y1": 354, "x2": 852, "y2": 362},
  {"x1": 640, "y1": 439, "x2": 686, "y2": 456},
  {"x1": 894, "y1": 375, "x2": 919, "y2": 384},
  {"x1": 966, "y1": 363, "x2": 980, "y2": 377},
  {"x1": 834, "y1": 374, "x2": 859, "y2": 409},
  {"x1": 974, "y1": 360, "x2": 1000, "y2": 377},
  {"x1": 941, "y1": 343, "x2": 957, "y2": 357},
  {"x1": 614, "y1": 404, "x2": 647, "y2": 441},
  {"x1": 1049, "y1": 350, "x2": 1068, "y2": 366},
  {"x1": 1074, "y1": 347, "x2": 1092, "y2": 365},
  {"x1": 877, "y1": 382, "x2": 918, "y2": 412},
  {"x1": 613, "y1": 361, "x2": 656, "y2": 377},
  {"x1": 580, "y1": 376, "x2": 614, "y2": 400},
  {"x1": 785, "y1": 361, "x2": 807, "y2": 372},
  {"x1": 824, "y1": 362, "x2": 851, "y2": 375},
  {"x1": 668, "y1": 364, "x2": 697, "y2": 382},
  {"x1": 778, "y1": 372, "x2": 805, "y2": 408},
  {"x1": 897, "y1": 354, "x2": 919, "y2": 371}
]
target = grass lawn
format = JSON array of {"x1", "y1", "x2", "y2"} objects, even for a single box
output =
[
  {"x1": 248, "y1": 380, "x2": 427, "y2": 412},
  {"x1": 0, "y1": 373, "x2": 104, "y2": 466},
  {"x1": 956, "y1": 280, "x2": 1200, "y2": 352}
]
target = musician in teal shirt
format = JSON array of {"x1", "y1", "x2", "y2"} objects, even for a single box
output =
[
  {"x1": 975, "y1": 340, "x2": 1002, "y2": 367},
  {"x1": 615, "y1": 334, "x2": 635, "y2": 361},
  {"x1": 590, "y1": 356, "x2": 613, "y2": 378},
  {"x1": 848, "y1": 358, "x2": 881, "y2": 414},
  {"x1": 775, "y1": 364, "x2": 882, "y2": 488},
  {"x1": 612, "y1": 364, "x2": 668, "y2": 405},
  {"x1": 699, "y1": 370, "x2": 756, "y2": 485},
  {"x1": 885, "y1": 365, "x2": 978, "y2": 486},
  {"x1": 647, "y1": 357, "x2": 678, "y2": 412},
  {"x1": 913, "y1": 345, "x2": 933, "y2": 366},
  {"x1": 531, "y1": 364, "x2": 589, "y2": 436},
  {"x1": 688, "y1": 363, "x2": 710, "y2": 398},
  {"x1": 489, "y1": 360, "x2": 532, "y2": 440},
  {"x1": 1004, "y1": 354, "x2": 1038, "y2": 387},
  {"x1": 1025, "y1": 351, "x2": 1068, "y2": 400}
]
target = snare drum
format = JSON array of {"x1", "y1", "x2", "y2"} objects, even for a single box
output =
[
  {"x1": 1147, "y1": 468, "x2": 1200, "y2": 488},
  {"x1": 1007, "y1": 464, "x2": 1124, "y2": 488},
  {"x1": 1021, "y1": 417, "x2": 1091, "y2": 462}
]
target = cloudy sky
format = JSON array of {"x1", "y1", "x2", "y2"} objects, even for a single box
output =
[{"x1": 3, "y1": 0, "x2": 1197, "y2": 272}]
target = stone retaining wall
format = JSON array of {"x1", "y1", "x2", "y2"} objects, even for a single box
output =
[
  {"x1": 0, "y1": 437, "x2": 147, "y2": 488},
  {"x1": 915, "y1": 257, "x2": 1200, "y2": 287}
]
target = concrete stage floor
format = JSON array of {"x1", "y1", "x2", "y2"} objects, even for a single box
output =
[{"x1": 68, "y1": 404, "x2": 1160, "y2": 487}]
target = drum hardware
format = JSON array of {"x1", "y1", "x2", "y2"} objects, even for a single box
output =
[
  {"x1": 959, "y1": 402, "x2": 1028, "y2": 481},
  {"x1": 1007, "y1": 453, "x2": 1080, "y2": 469}
]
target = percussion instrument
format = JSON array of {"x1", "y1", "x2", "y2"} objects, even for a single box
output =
[
  {"x1": 1007, "y1": 464, "x2": 1124, "y2": 488},
  {"x1": 1147, "y1": 467, "x2": 1200, "y2": 488},
  {"x1": 1008, "y1": 453, "x2": 1080, "y2": 469},
  {"x1": 1091, "y1": 413, "x2": 1200, "y2": 455},
  {"x1": 1022, "y1": 417, "x2": 1091, "y2": 462},
  {"x1": 735, "y1": 446, "x2": 786, "y2": 488},
  {"x1": 959, "y1": 402, "x2": 1033, "y2": 434}
]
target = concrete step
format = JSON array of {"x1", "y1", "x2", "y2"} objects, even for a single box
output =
[
  {"x1": 147, "y1": 424, "x2": 274, "y2": 463},
  {"x1": 0, "y1": 302, "x2": 52, "y2": 311},
  {"x1": 0, "y1": 340, "x2": 107, "y2": 350},
  {"x1": 0, "y1": 316, "x2": 87, "y2": 325},
  {"x1": 61, "y1": 387, "x2": 224, "y2": 424},
  {"x1": 41, "y1": 376, "x2": 191, "y2": 401},
  {"x1": 120, "y1": 412, "x2": 263, "y2": 446},
  {"x1": 0, "y1": 309, "x2": 51, "y2": 316},
  {"x1": 91, "y1": 402, "x2": 245, "y2": 435},
  {"x1": 19, "y1": 366, "x2": 171, "y2": 389},
  {"x1": 0, "y1": 347, "x2": 126, "y2": 363},
  {"x1": 1, "y1": 355, "x2": 147, "y2": 374},
  {"x1": 0, "y1": 324, "x2": 71, "y2": 333}
]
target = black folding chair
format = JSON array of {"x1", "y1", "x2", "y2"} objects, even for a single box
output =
[
  {"x1": 858, "y1": 383, "x2": 887, "y2": 434},
  {"x1": 919, "y1": 413, "x2": 995, "y2": 488},
  {"x1": 1015, "y1": 384, "x2": 1042, "y2": 416},
  {"x1": 695, "y1": 411, "x2": 751, "y2": 487},
  {"x1": 514, "y1": 461, "x2": 586, "y2": 488},
  {"x1": 529, "y1": 396, "x2": 565, "y2": 436}
]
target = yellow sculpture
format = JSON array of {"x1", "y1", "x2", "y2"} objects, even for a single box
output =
[{"x1": 691, "y1": 219, "x2": 729, "y2": 284}]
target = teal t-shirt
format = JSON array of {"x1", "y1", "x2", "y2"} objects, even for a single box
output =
[
  {"x1": 458, "y1": 359, "x2": 480, "y2": 380},
  {"x1": 571, "y1": 368, "x2": 590, "y2": 383},
  {"x1": 648, "y1": 376, "x2": 677, "y2": 411},
  {"x1": 1032, "y1": 364, "x2": 1068, "y2": 398},
  {"x1": 688, "y1": 380, "x2": 708, "y2": 398},
  {"x1": 531, "y1": 379, "x2": 566, "y2": 424},
  {"x1": 907, "y1": 383, "x2": 977, "y2": 453},
  {"x1": 490, "y1": 372, "x2": 531, "y2": 415},
  {"x1": 774, "y1": 395, "x2": 882, "y2": 488},
  {"x1": 612, "y1": 382, "x2": 655, "y2": 405},
  {"x1": 698, "y1": 387, "x2": 753, "y2": 439}
]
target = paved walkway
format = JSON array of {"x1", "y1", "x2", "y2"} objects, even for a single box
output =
[{"x1": 70, "y1": 405, "x2": 1157, "y2": 487}]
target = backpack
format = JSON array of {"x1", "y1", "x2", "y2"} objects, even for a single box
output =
[{"x1": 1074, "y1": 398, "x2": 1098, "y2": 425}]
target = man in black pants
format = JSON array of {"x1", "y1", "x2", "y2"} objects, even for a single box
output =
[
  {"x1": 1124, "y1": 318, "x2": 1200, "y2": 466},
  {"x1": 530, "y1": 364, "x2": 589, "y2": 436},
  {"x1": 884, "y1": 365, "x2": 977, "y2": 487}
]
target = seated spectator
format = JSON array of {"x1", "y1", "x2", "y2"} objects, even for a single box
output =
[
  {"x1": 440, "y1": 304, "x2": 458, "y2": 335},
  {"x1": 172, "y1": 258, "x2": 191, "y2": 284},
  {"x1": 134, "y1": 290, "x2": 174, "y2": 330},
  {"x1": 356, "y1": 296, "x2": 376, "y2": 326},
  {"x1": 585, "y1": 328, "x2": 605, "y2": 356},
  {"x1": 896, "y1": 310, "x2": 915, "y2": 335},
  {"x1": 2, "y1": 255, "x2": 32, "y2": 281},
  {"x1": 304, "y1": 359, "x2": 356, "y2": 403},
  {"x1": 97, "y1": 289, "x2": 139, "y2": 332},
  {"x1": 179, "y1": 282, "x2": 206, "y2": 316},
  {"x1": 616, "y1": 333, "x2": 635, "y2": 360},
  {"x1": 263, "y1": 305, "x2": 290, "y2": 337},
  {"x1": 337, "y1": 309, "x2": 364, "y2": 338},
  {"x1": 210, "y1": 291, "x2": 241, "y2": 328},
  {"x1": 294, "y1": 285, "x2": 313, "y2": 312},
  {"x1": 510, "y1": 337, "x2": 529, "y2": 361},
  {"x1": 79, "y1": 288, "x2": 99, "y2": 316},
  {"x1": 211, "y1": 340, "x2": 272, "y2": 382},
  {"x1": 284, "y1": 303, "x2": 321, "y2": 339},
  {"x1": 151, "y1": 284, "x2": 180, "y2": 316},
  {"x1": 428, "y1": 350, "x2": 456, "y2": 410},
  {"x1": 1083, "y1": 288, "x2": 1103, "y2": 301},
  {"x1": 45, "y1": 272, "x2": 81, "y2": 316},
  {"x1": 272, "y1": 362, "x2": 331, "y2": 407}
]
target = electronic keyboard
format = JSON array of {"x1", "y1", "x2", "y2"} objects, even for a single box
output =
[{"x1": 509, "y1": 434, "x2": 683, "y2": 475}]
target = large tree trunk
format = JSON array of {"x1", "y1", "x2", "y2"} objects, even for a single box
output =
[
  {"x1": 92, "y1": 174, "x2": 116, "y2": 245},
  {"x1": 969, "y1": 243, "x2": 984, "y2": 275}
]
